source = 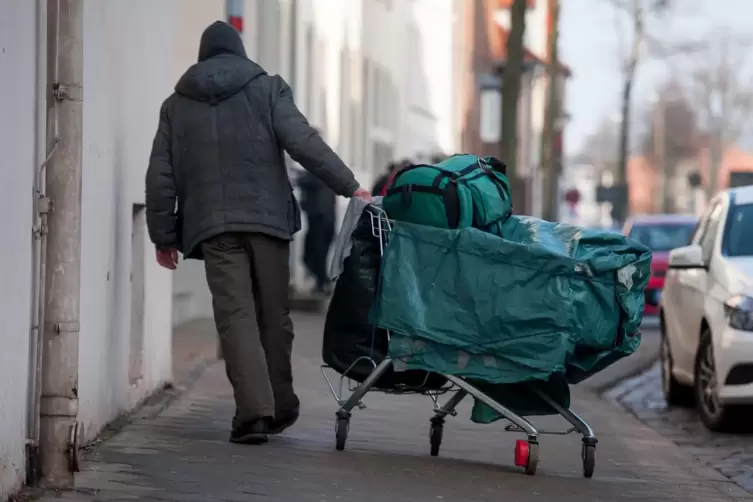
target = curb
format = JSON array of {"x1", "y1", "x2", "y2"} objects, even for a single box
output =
[{"x1": 593, "y1": 354, "x2": 660, "y2": 397}]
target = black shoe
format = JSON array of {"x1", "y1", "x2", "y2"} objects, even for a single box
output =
[
  {"x1": 229, "y1": 418, "x2": 270, "y2": 444},
  {"x1": 268, "y1": 408, "x2": 300, "y2": 435}
]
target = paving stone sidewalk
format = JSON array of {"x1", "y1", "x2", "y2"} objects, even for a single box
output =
[
  {"x1": 33, "y1": 313, "x2": 751, "y2": 502},
  {"x1": 607, "y1": 363, "x2": 753, "y2": 495}
]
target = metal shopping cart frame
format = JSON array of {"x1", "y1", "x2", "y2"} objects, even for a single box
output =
[{"x1": 319, "y1": 206, "x2": 598, "y2": 477}]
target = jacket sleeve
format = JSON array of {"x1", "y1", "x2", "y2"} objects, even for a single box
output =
[
  {"x1": 145, "y1": 101, "x2": 179, "y2": 249},
  {"x1": 270, "y1": 75, "x2": 359, "y2": 197}
]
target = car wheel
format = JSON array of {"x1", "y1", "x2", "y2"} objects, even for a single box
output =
[
  {"x1": 660, "y1": 320, "x2": 694, "y2": 407},
  {"x1": 694, "y1": 327, "x2": 738, "y2": 432}
]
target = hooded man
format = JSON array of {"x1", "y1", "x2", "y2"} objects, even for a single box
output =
[{"x1": 145, "y1": 21, "x2": 371, "y2": 445}]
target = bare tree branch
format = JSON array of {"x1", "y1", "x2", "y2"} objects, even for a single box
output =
[{"x1": 677, "y1": 36, "x2": 753, "y2": 195}]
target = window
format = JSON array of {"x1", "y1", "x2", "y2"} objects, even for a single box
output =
[
  {"x1": 628, "y1": 223, "x2": 696, "y2": 253},
  {"x1": 304, "y1": 26, "x2": 315, "y2": 114},
  {"x1": 723, "y1": 203, "x2": 753, "y2": 257},
  {"x1": 130, "y1": 204, "x2": 146, "y2": 385},
  {"x1": 350, "y1": 101, "x2": 359, "y2": 166},
  {"x1": 340, "y1": 46, "x2": 350, "y2": 160},
  {"x1": 372, "y1": 67, "x2": 381, "y2": 127},
  {"x1": 697, "y1": 202, "x2": 724, "y2": 263},
  {"x1": 362, "y1": 57, "x2": 371, "y2": 168},
  {"x1": 373, "y1": 141, "x2": 394, "y2": 176},
  {"x1": 691, "y1": 202, "x2": 716, "y2": 245},
  {"x1": 479, "y1": 88, "x2": 502, "y2": 143}
]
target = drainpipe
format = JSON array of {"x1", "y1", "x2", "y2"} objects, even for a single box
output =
[
  {"x1": 38, "y1": 0, "x2": 84, "y2": 489},
  {"x1": 26, "y1": 0, "x2": 55, "y2": 485}
]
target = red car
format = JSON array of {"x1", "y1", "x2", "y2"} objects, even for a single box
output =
[{"x1": 622, "y1": 214, "x2": 698, "y2": 316}]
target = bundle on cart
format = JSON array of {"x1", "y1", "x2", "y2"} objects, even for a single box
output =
[
  {"x1": 375, "y1": 216, "x2": 651, "y2": 422},
  {"x1": 320, "y1": 153, "x2": 651, "y2": 477}
]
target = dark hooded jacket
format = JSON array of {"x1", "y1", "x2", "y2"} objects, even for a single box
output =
[{"x1": 145, "y1": 21, "x2": 359, "y2": 259}]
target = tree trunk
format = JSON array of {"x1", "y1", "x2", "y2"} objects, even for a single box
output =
[
  {"x1": 541, "y1": 0, "x2": 560, "y2": 221},
  {"x1": 707, "y1": 127, "x2": 723, "y2": 200},
  {"x1": 501, "y1": 0, "x2": 527, "y2": 210},
  {"x1": 614, "y1": 0, "x2": 644, "y2": 224}
]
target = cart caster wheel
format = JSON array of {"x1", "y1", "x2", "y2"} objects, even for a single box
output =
[
  {"x1": 514, "y1": 439, "x2": 539, "y2": 475},
  {"x1": 582, "y1": 443, "x2": 596, "y2": 478},
  {"x1": 335, "y1": 417, "x2": 349, "y2": 451},
  {"x1": 429, "y1": 423, "x2": 443, "y2": 457}
]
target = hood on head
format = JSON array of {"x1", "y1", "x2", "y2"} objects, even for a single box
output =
[
  {"x1": 175, "y1": 21, "x2": 265, "y2": 104},
  {"x1": 175, "y1": 56, "x2": 265, "y2": 104},
  {"x1": 198, "y1": 21, "x2": 246, "y2": 61}
]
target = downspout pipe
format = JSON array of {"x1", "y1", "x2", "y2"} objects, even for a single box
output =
[
  {"x1": 26, "y1": 0, "x2": 57, "y2": 486},
  {"x1": 38, "y1": 0, "x2": 84, "y2": 489}
]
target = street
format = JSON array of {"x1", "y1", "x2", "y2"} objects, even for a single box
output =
[
  {"x1": 30, "y1": 313, "x2": 749, "y2": 502},
  {"x1": 607, "y1": 330, "x2": 753, "y2": 496}
]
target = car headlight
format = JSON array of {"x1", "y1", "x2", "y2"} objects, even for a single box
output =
[{"x1": 723, "y1": 295, "x2": 753, "y2": 331}]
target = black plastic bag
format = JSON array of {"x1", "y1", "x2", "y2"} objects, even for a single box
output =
[{"x1": 322, "y1": 206, "x2": 446, "y2": 390}]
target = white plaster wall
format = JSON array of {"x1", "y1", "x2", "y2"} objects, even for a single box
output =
[
  {"x1": 77, "y1": 0, "x2": 226, "y2": 442},
  {"x1": 0, "y1": 2, "x2": 36, "y2": 497}
]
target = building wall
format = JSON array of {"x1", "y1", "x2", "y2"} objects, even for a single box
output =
[
  {"x1": 628, "y1": 147, "x2": 753, "y2": 215},
  {"x1": 76, "y1": 0, "x2": 223, "y2": 442},
  {"x1": 0, "y1": 1, "x2": 37, "y2": 497}
]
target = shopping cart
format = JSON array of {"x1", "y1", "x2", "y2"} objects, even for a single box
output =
[{"x1": 320, "y1": 206, "x2": 598, "y2": 477}]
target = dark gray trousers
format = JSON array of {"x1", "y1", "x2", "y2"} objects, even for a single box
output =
[{"x1": 202, "y1": 232, "x2": 299, "y2": 426}]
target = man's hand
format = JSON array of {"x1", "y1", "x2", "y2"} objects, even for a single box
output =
[
  {"x1": 156, "y1": 247, "x2": 179, "y2": 270},
  {"x1": 352, "y1": 187, "x2": 373, "y2": 202}
]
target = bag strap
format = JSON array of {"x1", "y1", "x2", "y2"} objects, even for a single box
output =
[
  {"x1": 384, "y1": 182, "x2": 461, "y2": 228},
  {"x1": 385, "y1": 184, "x2": 446, "y2": 206},
  {"x1": 485, "y1": 156, "x2": 507, "y2": 175}
]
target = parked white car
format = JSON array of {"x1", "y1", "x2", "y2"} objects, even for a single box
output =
[{"x1": 660, "y1": 186, "x2": 753, "y2": 431}]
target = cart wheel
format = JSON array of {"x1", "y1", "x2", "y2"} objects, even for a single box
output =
[
  {"x1": 582, "y1": 443, "x2": 596, "y2": 478},
  {"x1": 429, "y1": 423, "x2": 443, "y2": 457},
  {"x1": 335, "y1": 417, "x2": 349, "y2": 451},
  {"x1": 514, "y1": 439, "x2": 539, "y2": 475}
]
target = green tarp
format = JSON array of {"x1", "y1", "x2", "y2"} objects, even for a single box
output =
[{"x1": 374, "y1": 216, "x2": 651, "y2": 423}]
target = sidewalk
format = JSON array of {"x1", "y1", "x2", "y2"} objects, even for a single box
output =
[{"x1": 34, "y1": 313, "x2": 749, "y2": 502}]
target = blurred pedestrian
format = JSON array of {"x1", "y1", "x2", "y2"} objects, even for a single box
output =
[
  {"x1": 299, "y1": 166, "x2": 337, "y2": 296},
  {"x1": 371, "y1": 162, "x2": 396, "y2": 197},
  {"x1": 145, "y1": 20, "x2": 371, "y2": 446},
  {"x1": 371, "y1": 158, "x2": 412, "y2": 197}
]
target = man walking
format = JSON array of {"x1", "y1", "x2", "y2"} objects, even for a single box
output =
[
  {"x1": 298, "y1": 169, "x2": 337, "y2": 295},
  {"x1": 145, "y1": 21, "x2": 370, "y2": 445}
]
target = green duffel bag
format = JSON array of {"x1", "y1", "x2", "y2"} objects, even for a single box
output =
[{"x1": 382, "y1": 154, "x2": 512, "y2": 229}]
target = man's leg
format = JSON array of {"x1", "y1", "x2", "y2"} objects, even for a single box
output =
[
  {"x1": 307, "y1": 215, "x2": 329, "y2": 291},
  {"x1": 319, "y1": 220, "x2": 336, "y2": 292},
  {"x1": 244, "y1": 233, "x2": 300, "y2": 434},
  {"x1": 202, "y1": 234, "x2": 275, "y2": 444},
  {"x1": 302, "y1": 217, "x2": 318, "y2": 282}
]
